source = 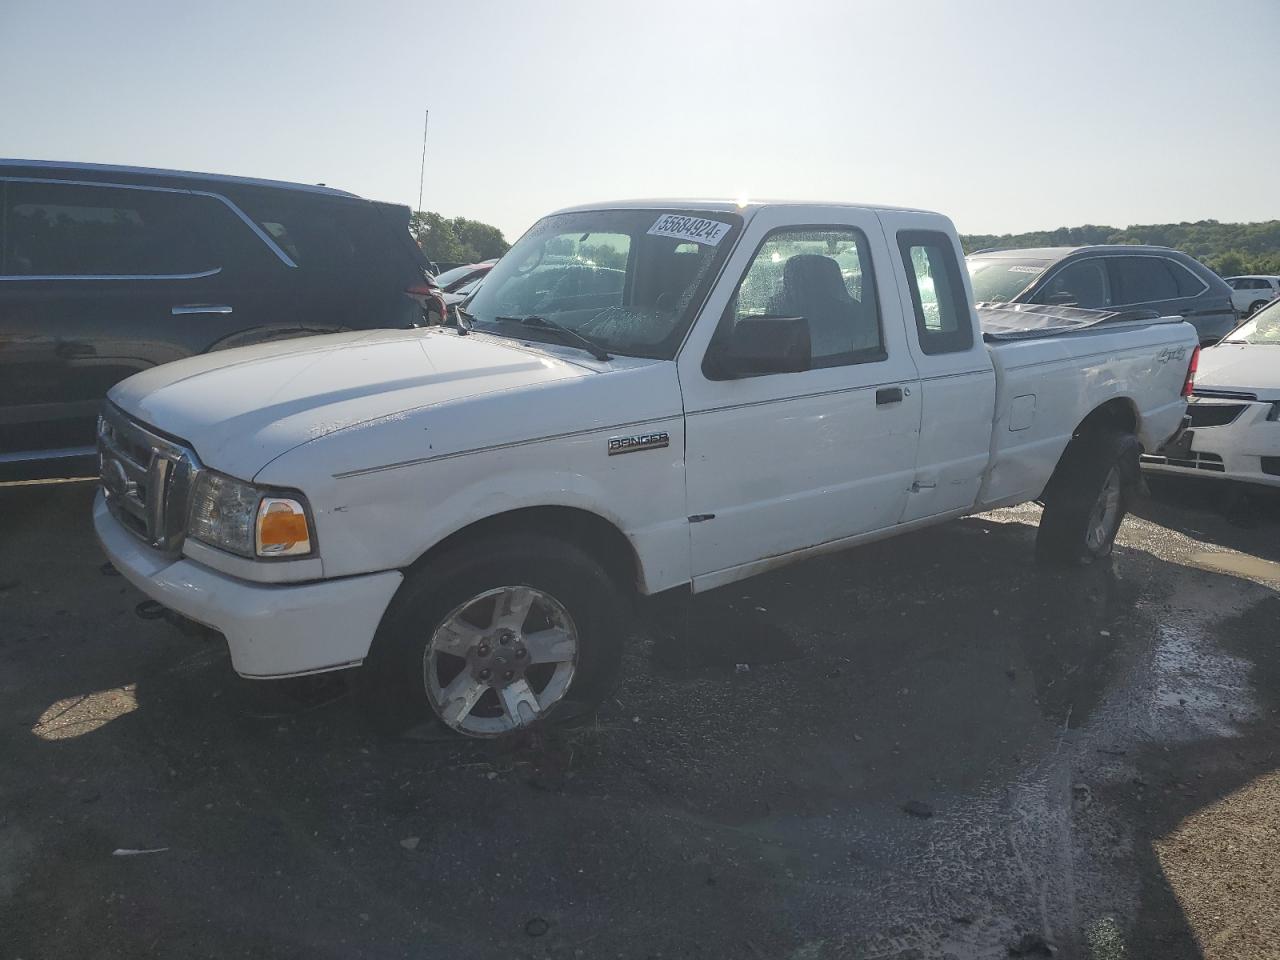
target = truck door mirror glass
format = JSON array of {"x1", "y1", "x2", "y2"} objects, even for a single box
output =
[{"x1": 710, "y1": 315, "x2": 812, "y2": 378}]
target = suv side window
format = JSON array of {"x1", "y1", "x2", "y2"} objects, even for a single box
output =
[
  {"x1": 897, "y1": 230, "x2": 972, "y2": 355},
  {"x1": 1034, "y1": 258, "x2": 1110, "y2": 308},
  {"x1": 1168, "y1": 259, "x2": 1207, "y2": 297},
  {"x1": 1108, "y1": 256, "x2": 1180, "y2": 304},
  {"x1": 1, "y1": 180, "x2": 231, "y2": 278},
  {"x1": 729, "y1": 225, "x2": 884, "y2": 368}
]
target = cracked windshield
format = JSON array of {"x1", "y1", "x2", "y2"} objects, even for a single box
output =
[{"x1": 462, "y1": 209, "x2": 740, "y2": 358}]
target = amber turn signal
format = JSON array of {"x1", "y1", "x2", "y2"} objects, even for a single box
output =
[{"x1": 256, "y1": 498, "x2": 313, "y2": 557}]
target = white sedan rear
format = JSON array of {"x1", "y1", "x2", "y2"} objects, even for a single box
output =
[{"x1": 1142, "y1": 302, "x2": 1280, "y2": 488}]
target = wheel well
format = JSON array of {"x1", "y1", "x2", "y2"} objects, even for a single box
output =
[
  {"x1": 1073, "y1": 397, "x2": 1138, "y2": 441},
  {"x1": 412, "y1": 506, "x2": 642, "y2": 595},
  {"x1": 1040, "y1": 398, "x2": 1140, "y2": 503}
]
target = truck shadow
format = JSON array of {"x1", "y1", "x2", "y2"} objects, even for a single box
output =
[{"x1": 2, "y1": 481, "x2": 1274, "y2": 958}]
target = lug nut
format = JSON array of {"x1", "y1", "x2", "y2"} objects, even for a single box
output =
[
  {"x1": 515, "y1": 647, "x2": 527, "y2": 659},
  {"x1": 499, "y1": 634, "x2": 512, "y2": 646},
  {"x1": 478, "y1": 668, "x2": 491, "y2": 680},
  {"x1": 477, "y1": 643, "x2": 490, "y2": 657},
  {"x1": 503, "y1": 670, "x2": 514, "y2": 681}
]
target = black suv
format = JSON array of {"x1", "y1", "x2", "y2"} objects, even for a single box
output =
[
  {"x1": 967, "y1": 245, "x2": 1237, "y2": 346},
  {"x1": 0, "y1": 160, "x2": 443, "y2": 480}
]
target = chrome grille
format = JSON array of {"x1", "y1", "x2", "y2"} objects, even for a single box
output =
[{"x1": 98, "y1": 406, "x2": 201, "y2": 554}]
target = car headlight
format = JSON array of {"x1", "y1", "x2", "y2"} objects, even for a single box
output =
[{"x1": 188, "y1": 471, "x2": 314, "y2": 559}]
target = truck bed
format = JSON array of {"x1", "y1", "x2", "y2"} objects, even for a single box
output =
[{"x1": 978, "y1": 302, "x2": 1184, "y2": 341}]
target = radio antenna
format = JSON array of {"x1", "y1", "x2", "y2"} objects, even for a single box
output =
[{"x1": 417, "y1": 108, "x2": 429, "y2": 214}]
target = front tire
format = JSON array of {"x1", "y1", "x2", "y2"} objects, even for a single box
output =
[
  {"x1": 1036, "y1": 429, "x2": 1139, "y2": 566},
  {"x1": 364, "y1": 535, "x2": 625, "y2": 737}
]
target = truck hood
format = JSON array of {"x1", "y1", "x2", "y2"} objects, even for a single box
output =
[
  {"x1": 1196, "y1": 342, "x2": 1280, "y2": 400},
  {"x1": 108, "y1": 328, "x2": 595, "y2": 479}
]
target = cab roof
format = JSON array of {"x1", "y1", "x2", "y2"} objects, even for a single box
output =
[{"x1": 549, "y1": 198, "x2": 945, "y2": 222}]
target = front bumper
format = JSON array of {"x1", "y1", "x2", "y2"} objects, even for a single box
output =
[
  {"x1": 94, "y1": 491, "x2": 403, "y2": 678},
  {"x1": 1140, "y1": 399, "x2": 1280, "y2": 489}
]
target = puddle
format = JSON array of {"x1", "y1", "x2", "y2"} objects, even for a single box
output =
[
  {"x1": 1148, "y1": 624, "x2": 1261, "y2": 739},
  {"x1": 1188, "y1": 551, "x2": 1280, "y2": 585}
]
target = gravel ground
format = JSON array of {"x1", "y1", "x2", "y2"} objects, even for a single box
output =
[{"x1": 0, "y1": 477, "x2": 1277, "y2": 959}]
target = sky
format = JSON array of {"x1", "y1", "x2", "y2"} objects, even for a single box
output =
[{"x1": 3, "y1": 0, "x2": 1278, "y2": 243}]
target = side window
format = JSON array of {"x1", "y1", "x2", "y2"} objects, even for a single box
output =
[
  {"x1": 1, "y1": 180, "x2": 229, "y2": 278},
  {"x1": 1035, "y1": 259, "x2": 1110, "y2": 308},
  {"x1": 1168, "y1": 259, "x2": 1207, "y2": 297},
  {"x1": 239, "y1": 194, "x2": 360, "y2": 273},
  {"x1": 897, "y1": 230, "x2": 973, "y2": 355},
  {"x1": 729, "y1": 225, "x2": 884, "y2": 368},
  {"x1": 1226, "y1": 278, "x2": 1243, "y2": 290},
  {"x1": 1109, "y1": 256, "x2": 1180, "y2": 304}
]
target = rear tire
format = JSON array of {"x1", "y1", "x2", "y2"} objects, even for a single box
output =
[
  {"x1": 1036, "y1": 429, "x2": 1140, "y2": 566},
  {"x1": 1246, "y1": 300, "x2": 1268, "y2": 317},
  {"x1": 363, "y1": 534, "x2": 626, "y2": 737}
]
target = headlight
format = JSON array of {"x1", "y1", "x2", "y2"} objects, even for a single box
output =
[{"x1": 188, "y1": 472, "x2": 314, "y2": 559}]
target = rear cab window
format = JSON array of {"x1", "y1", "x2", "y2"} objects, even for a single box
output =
[{"x1": 898, "y1": 230, "x2": 973, "y2": 355}]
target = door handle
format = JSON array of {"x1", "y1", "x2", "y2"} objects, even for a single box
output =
[
  {"x1": 172, "y1": 304, "x2": 233, "y2": 316},
  {"x1": 876, "y1": 386, "x2": 903, "y2": 405}
]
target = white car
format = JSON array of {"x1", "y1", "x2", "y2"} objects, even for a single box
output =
[
  {"x1": 1142, "y1": 299, "x2": 1280, "y2": 488},
  {"x1": 94, "y1": 200, "x2": 1196, "y2": 738},
  {"x1": 1224, "y1": 275, "x2": 1280, "y2": 317}
]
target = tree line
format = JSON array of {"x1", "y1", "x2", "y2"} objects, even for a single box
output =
[
  {"x1": 411, "y1": 211, "x2": 510, "y2": 266},
  {"x1": 961, "y1": 220, "x2": 1280, "y2": 277}
]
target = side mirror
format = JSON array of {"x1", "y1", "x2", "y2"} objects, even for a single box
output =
[{"x1": 709, "y1": 315, "x2": 811, "y2": 378}]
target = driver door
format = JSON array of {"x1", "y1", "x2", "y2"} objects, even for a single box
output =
[{"x1": 677, "y1": 207, "x2": 922, "y2": 589}]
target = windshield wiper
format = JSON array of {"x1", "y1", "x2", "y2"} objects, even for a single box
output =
[
  {"x1": 455, "y1": 305, "x2": 474, "y2": 335},
  {"x1": 493, "y1": 315, "x2": 612, "y2": 361}
]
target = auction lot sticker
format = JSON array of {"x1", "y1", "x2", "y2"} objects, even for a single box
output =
[{"x1": 647, "y1": 214, "x2": 731, "y2": 246}]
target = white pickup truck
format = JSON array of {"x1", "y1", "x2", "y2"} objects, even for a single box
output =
[{"x1": 94, "y1": 200, "x2": 1198, "y2": 738}]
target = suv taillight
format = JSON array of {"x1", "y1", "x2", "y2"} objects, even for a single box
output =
[{"x1": 1181, "y1": 345, "x2": 1200, "y2": 397}]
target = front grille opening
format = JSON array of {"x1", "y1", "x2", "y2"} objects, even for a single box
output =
[
  {"x1": 1141, "y1": 451, "x2": 1225, "y2": 473},
  {"x1": 1186, "y1": 404, "x2": 1246, "y2": 428},
  {"x1": 114, "y1": 506, "x2": 148, "y2": 538},
  {"x1": 98, "y1": 407, "x2": 198, "y2": 553}
]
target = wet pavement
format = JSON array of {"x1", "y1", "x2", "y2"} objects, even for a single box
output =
[{"x1": 1, "y1": 478, "x2": 1277, "y2": 959}]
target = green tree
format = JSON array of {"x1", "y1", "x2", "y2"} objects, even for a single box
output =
[
  {"x1": 1207, "y1": 249, "x2": 1248, "y2": 278},
  {"x1": 410, "y1": 210, "x2": 511, "y2": 266}
]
